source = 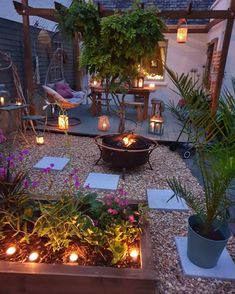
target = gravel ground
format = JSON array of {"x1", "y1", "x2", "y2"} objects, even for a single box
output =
[{"x1": 1, "y1": 132, "x2": 235, "y2": 294}]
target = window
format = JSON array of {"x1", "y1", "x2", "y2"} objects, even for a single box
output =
[{"x1": 142, "y1": 41, "x2": 168, "y2": 81}]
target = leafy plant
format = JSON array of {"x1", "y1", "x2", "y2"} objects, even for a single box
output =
[
  {"x1": 166, "y1": 70, "x2": 235, "y2": 237},
  {"x1": 57, "y1": 0, "x2": 165, "y2": 132},
  {"x1": 32, "y1": 195, "x2": 94, "y2": 252}
]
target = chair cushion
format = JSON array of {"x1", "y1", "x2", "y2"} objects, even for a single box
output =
[
  {"x1": 55, "y1": 82, "x2": 73, "y2": 98},
  {"x1": 72, "y1": 90, "x2": 85, "y2": 99}
]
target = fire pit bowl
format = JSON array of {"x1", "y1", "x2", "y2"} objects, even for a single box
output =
[{"x1": 94, "y1": 133, "x2": 158, "y2": 177}]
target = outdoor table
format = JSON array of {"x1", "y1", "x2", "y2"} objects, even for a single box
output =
[
  {"x1": 0, "y1": 104, "x2": 29, "y2": 143},
  {"x1": 90, "y1": 86, "x2": 157, "y2": 120}
]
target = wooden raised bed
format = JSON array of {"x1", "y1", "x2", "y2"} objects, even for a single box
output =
[{"x1": 0, "y1": 217, "x2": 156, "y2": 294}]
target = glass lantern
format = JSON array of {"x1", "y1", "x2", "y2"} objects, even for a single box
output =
[
  {"x1": 0, "y1": 84, "x2": 10, "y2": 106},
  {"x1": 98, "y1": 115, "x2": 110, "y2": 131},
  {"x1": 58, "y1": 111, "x2": 69, "y2": 130},
  {"x1": 149, "y1": 115, "x2": 164, "y2": 135}
]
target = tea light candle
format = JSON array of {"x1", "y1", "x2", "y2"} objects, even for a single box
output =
[
  {"x1": 6, "y1": 246, "x2": 16, "y2": 256},
  {"x1": 130, "y1": 248, "x2": 139, "y2": 260},
  {"x1": 69, "y1": 253, "x2": 78, "y2": 262},
  {"x1": 16, "y1": 101, "x2": 22, "y2": 106},
  {"x1": 149, "y1": 83, "x2": 155, "y2": 89},
  {"x1": 0, "y1": 96, "x2": 4, "y2": 105},
  {"x1": 28, "y1": 252, "x2": 39, "y2": 262}
]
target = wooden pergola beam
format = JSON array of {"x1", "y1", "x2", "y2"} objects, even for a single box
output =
[
  {"x1": 13, "y1": 1, "x2": 57, "y2": 22},
  {"x1": 13, "y1": 1, "x2": 235, "y2": 21},
  {"x1": 21, "y1": 0, "x2": 33, "y2": 101},
  {"x1": 211, "y1": 0, "x2": 235, "y2": 113},
  {"x1": 165, "y1": 25, "x2": 208, "y2": 34}
]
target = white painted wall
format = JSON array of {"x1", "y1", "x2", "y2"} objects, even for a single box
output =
[
  {"x1": 147, "y1": 33, "x2": 208, "y2": 105},
  {"x1": 208, "y1": 0, "x2": 235, "y2": 92}
]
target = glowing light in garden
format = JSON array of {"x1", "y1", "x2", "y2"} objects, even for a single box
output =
[
  {"x1": 69, "y1": 253, "x2": 78, "y2": 262},
  {"x1": 130, "y1": 248, "x2": 139, "y2": 259},
  {"x1": 6, "y1": 246, "x2": 16, "y2": 256},
  {"x1": 29, "y1": 252, "x2": 39, "y2": 262}
]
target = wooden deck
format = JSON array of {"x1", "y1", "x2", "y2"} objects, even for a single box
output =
[{"x1": 39, "y1": 104, "x2": 188, "y2": 143}]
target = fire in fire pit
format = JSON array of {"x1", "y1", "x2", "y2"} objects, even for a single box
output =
[{"x1": 94, "y1": 133, "x2": 157, "y2": 179}]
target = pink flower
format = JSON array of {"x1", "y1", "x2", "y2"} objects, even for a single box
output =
[
  {"x1": 108, "y1": 208, "x2": 113, "y2": 214},
  {"x1": 23, "y1": 180, "x2": 29, "y2": 189},
  {"x1": 112, "y1": 209, "x2": 118, "y2": 215},
  {"x1": 128, "y1": 215, "x2": 135, "y2": 223}
]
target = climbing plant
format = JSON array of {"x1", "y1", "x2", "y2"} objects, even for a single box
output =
[{"x1": 58, "y1": 0, "x2": 165, "y2": 131}]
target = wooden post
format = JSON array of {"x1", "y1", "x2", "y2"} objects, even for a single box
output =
[
  {"x1": 212, "y1": 1, "x2": 235, "y2": 112},
  {"x1": 22, "y1": 0, "x2": 34, "y2": 101},
  {"x1": 73, "y1": 33, "x2": 81, "y2": 90}
]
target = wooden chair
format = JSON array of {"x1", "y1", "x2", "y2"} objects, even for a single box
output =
[{"x1": 124, "y1": 101, "x2": 144, "y2": 122}]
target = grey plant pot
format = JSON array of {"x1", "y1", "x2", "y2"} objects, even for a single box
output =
[{"x1": 187, "y1": 215, "x2": 231, "y2": 268}]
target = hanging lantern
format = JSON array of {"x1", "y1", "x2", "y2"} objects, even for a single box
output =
[
  {"x1": 177, "y1": 27, "x2": 188, "y2": 43},
  {"x1": 38, "y1": 30, "x2": 51, "y2": 49},
  {"x1": 149, "y1": 115, "x2": 164, "y2": 135},
  {"x1": 177, "y1": 19, "x2": 188, "y2": 43},
  {"x1": 58, "y1": 111, "x2": 69, "y2": 130},
  {"x1": 98, "y1": 115, "x2": 110, "y2": 131}
]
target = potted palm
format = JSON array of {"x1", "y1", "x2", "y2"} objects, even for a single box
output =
[{"x1": 166, "y1": 69, "x2": 235, "y2": 268}]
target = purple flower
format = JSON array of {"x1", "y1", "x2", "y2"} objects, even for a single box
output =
[
  {"x1": 118, "y1": 188, "x2": 127, "y2": 196},
  {"x1": 74, "y1": 181, "x2": 80, "y2": 188},
  {"x1": 23, "y1": 180, "x2": 29, "y2": 189},
  {"x1": 41, "y1": 167, "x2": 51, "y2": 174},
  {"x1": 32, "y1": 180, "x2": 39, "y2": 188},
  {"x1": 21, "y1": 149, "x2": 29, "y2": 155},
  {"x1": 18, "y1": 156, "x2": 24, "y2": 162},
  {"x1": 85, "y1": 184, "x2": 90, "y2": 189},
  {"x1": 50, "y1": 163, "x2": 55, "y2": 168}
]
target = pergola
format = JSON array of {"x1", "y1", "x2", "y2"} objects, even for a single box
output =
[{"x1": 13, "y1": 0, "x2": 235, "y2": 112}]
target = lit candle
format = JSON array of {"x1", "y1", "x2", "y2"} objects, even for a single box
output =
[
  {"x1": 0, "y1": 96, "x2": 4, "y2": 105},
  {"x1": 36, "y1": 135, "x2": 44, "y2": 145},
  {"x1": 16, "y1": 100, "x2": 22, "y2": 106},
  {"x1": 28, "y1": 252, "x2": 39, "y2": 262},
  {"x1": 149, "y1": 83, "x2": 155, "y2": 89},
  {"x1": 150, "y1": 121, "x2": 155, "y2": 132},
  {"x1": 138, "y1": 79, "x2": 143, "y2": 88},
  {"x1": 69, "y1": 253, "x2": 78, "y2": 262},
  {"x1": 6, "y1": 246, "x2": 16, "y2": 256},
  {"x1": 130, "y1": 248, "x2": 139, "y2": 260},
  {"x1": 93, "y1": 80, "x2": 98, "y2": 86}
]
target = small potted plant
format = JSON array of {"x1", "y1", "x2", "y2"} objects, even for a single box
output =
[{"x1": 166, "y1": 70, "x2": 235, "y2": 268}]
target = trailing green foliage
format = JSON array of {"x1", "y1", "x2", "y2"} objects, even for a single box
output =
[
  {"x1": 166, "y1": 70, "x2": 235, "y2": 235},
  {"x1": 57, "y1": 0, "x2": 165, "y2": 83}
]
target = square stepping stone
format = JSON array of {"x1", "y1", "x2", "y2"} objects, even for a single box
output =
[
  {"x1": 175, "y1": 236, "x2": 235, "y2": 280},
  {"x1": 83, "y1": 173, "x2": 120, "y2": 190},
  {"x1": 147, "y1": 189, "x2": 188, "y2": 211},
  {"x1": 34, "y1": 156, "x2": 70, "y2": 171}
]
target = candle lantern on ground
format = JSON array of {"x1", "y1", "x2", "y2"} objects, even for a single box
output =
[
  {"x1": 0, "y1": 84, "x2": 10, "y2": 106},
  {"x1": 36, "y1": 134, "x2": 45, "y2": 145},
  {"x1": 149, "y1": 115, "x2": 164, "y2": 135},
  {"x1": 58, "y1": 111, "x2": 69, "y2": 130},
  {"x1": 98, "y1": 115, "x2": 110, "y2": 131}
]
